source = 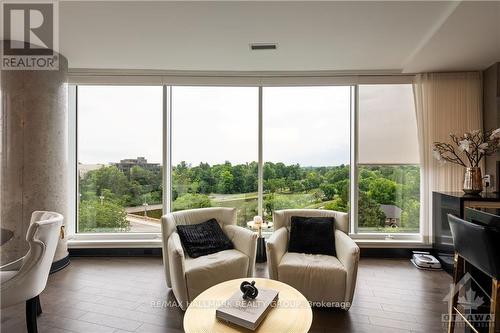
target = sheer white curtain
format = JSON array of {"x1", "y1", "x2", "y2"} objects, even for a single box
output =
[{"x1": 413, "y1": 72, "x2": 482, "y2": 243}]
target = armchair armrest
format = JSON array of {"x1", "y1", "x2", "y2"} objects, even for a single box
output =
[
  {"x1": 167, "y1": 232, "x2": 189, "y2": 310},
  {"x1": 335, "y1": 230, "x2": 360, "y2": 307},
  {"x1": 224, "y1": 225, "x2": 258, "y2": 277},
  {"x1": 0, "y1": 257, "x2": 24, "y2": 271},
  {"x1": 266, "y1": 227, "x2": 288, "y2": 280}
]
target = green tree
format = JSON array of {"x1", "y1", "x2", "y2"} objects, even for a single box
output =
[
  {"x1": 320, "y1": 183, "x2": 337, "y2": 200},
  {"x1": 79, "y1": 200, "x2": 129, "y2": 232},
  {"x1": 335, "y1": 179, "x2": 350, "y2": 204},
  {"x1": 217, "y1": 170, "x2": 234, "y2": 193},
  {"x1": 311, "y1": 188, "x2": 325, "y2": 202},
  {"x1": 80, "y1": 166, "x2": 130, "y2": 202},
  {"x1": 263, "y1": 162, "x2": 276, "y2": 181},
  {"x1": 368, "y1": 178, "x2": 397, "y2": 205},
  {"x1": 304, "y1": 172, "x2": 321, "y2": 190},
  {"x1": 400, "y1": 199, "x2": 420, "y2": 229},
  {"x1": 264, "y1": 193, "x2": 296, "y2": 216},
  {"x1": 325, "y1": 166, "x2": 349, "y2": 184},
  {"x1": 173, "y1": 193, "x2": 212, "y2": 211},
  {"x1": 291, "y1": 180, "x2": 305, "y2": 192},
  {"x1": 324, "y1": 197, "x2": 348, "y2": 212},
  {"x1": 358, "y1": 192, "x2": 385, "y2": 228},
  {"x1": 79, "y1": 160, "x2": 419, "y2": 232}
]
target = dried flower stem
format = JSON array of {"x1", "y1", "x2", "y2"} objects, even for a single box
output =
[{"x1": 432, "y1": 129, "x2": 500, "y2": 168}]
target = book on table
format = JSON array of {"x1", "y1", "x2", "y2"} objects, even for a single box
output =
[{"x1": 216, "y1": 288, "x2": 279, "y2": 330}]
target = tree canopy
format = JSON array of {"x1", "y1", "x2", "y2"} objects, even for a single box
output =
[{"x1": 79, "y1": 161, "x2": 419, "y2": 232}]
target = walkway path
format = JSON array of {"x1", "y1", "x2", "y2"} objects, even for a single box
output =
[
  {"x1": 127, "y1": 214, "x2": 161, "y2": 233},
  {"x1": 125, "y1": 204, "x2": 163, "y2": 214}
]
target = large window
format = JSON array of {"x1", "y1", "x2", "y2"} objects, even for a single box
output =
[
  {"x1": 357, "y1": 84, "x2": 420, "y2": 233},
  {"x1": 171, "y1": 87, "x2": 259, "y2": 227},
  {"x1": 263, "y1": 87, "x2": 351, "y2": 221},
  {"x1": 77, "y1": 86, "x2": 163, "y2": 233},
  {"x1": 74, "y1": 81, "x2": 421, "y2": 239}
]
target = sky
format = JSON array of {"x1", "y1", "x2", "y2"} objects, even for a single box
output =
[{"x1": 78, "y1": 84, "x2": 418, "y2": 167}]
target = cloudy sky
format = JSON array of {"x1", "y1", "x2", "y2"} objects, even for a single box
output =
[{"x1": 78, "y1": 84, "x2": 418, "y2": 167}]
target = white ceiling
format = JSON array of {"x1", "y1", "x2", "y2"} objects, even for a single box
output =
[{"x1": 59, "y1": 1, "x2": 500, "y2": 73}]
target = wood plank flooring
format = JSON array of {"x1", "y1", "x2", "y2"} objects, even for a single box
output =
[{"x1": 1, "y1": 257, "x2": 452, "y2": 333}]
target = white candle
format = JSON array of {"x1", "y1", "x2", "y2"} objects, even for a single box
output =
[{"x1": 253, "y1": 216, "x2": 263, "y2": 226}]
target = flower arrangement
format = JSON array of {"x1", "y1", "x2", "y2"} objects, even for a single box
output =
[
  {"x1": 432, "y1": 129, "x2": 500, "y2": 167},
  {"x1": 432, "y1": 128, "x2": 500, "y2": 194}
]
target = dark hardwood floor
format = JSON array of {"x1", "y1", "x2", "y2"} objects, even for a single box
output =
[{"x1": 1, "y1": 257, "x2": 452, "y2": 333}]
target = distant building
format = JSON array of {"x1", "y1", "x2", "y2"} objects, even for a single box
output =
[
  {"x1": 380, "y1": 204, "x2": 403, "y2": 228},
  {"x1": 78, "y1": 163, "x2": 106, "y2": 178},
  {"x1": 113, "y1": 157, "x2": 160, "y2": 174}
]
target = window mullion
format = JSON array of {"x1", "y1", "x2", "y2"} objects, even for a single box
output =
[
  {"x1": 258, "y1": 86, "x2": 264, "y2": 217},
  {"x1": 164, "y1": 85, "x2": 172, "y2": 214},
  {"x1": 350, "y1": 85, "x2": 359, "y2": 234}
]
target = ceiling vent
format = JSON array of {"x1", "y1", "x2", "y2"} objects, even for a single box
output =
[{"x1": 250, "y1": 43, "x2": 278, "y2": 50}]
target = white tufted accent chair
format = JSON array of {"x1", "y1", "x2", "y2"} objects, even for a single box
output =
[
  {"x1": 161, "y1": 207, "x2": 257, "y2": 310},
  {"x1": 1, "y1": 211, "x2": 63, "y2": 333},
  {"x1": 266, "y1": 209, "x2": 359, "y2": 310}
]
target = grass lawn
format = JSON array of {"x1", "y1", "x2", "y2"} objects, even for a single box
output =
[
  {"x1": 213, "y1": 193, "x2": 258, "y2": 226},
  {"x1": 209, "y1": 192, "x2": 258, "y2": 202},
  {"x1": 133, "y1": 191, "x2": 418, "y2": 232}
]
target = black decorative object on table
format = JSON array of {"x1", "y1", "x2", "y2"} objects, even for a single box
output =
[{"x1": 240, "y1": 280, "x2": 259, "y2": 299}]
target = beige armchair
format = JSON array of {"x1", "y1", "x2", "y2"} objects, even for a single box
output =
[
  {"x1": 161, "y1": 207, "x2": 257, "y2": 310},
  {"x1": 266, "y1": 209, "x2": 359, "y2": 309}
]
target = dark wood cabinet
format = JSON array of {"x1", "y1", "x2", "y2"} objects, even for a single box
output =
[
  {"x1": 432, "y1": 191, "x2": 500, "y2": 274},
  {"x1": 433, "y1": 192, "x2": 500, "y2": 333}
]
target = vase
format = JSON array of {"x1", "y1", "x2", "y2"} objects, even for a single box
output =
[{"x1": 463, "y1": 167, "x2": 483, "y2": 195}]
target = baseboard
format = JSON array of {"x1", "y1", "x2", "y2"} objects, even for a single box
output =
[
  {"x1": 69, "y1": 248, "x2": 162, "y2": 257},
  {"x1": 68, "y1": 247, "x2": 425, "y2": 258},
  {"x1": 50, "y1": 255, "x2": 70, "y2": 274},
  {"x1": 360, "y1": 248, "x2": 430, "y2": 258}
]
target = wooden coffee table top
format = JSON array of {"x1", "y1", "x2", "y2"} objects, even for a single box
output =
[{"x1": 183, "y1": 278, "x2": 312, "y2": 333}]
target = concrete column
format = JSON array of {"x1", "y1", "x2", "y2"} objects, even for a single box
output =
[{"x1": 0, "y1": 52, "x2": 69, "y2": 267}]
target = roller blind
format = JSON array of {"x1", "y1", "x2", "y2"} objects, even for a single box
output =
[{"x1": 358, "y1": 84, "x2": 419, "y2": 164}]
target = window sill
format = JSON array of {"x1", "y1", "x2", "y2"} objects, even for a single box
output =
[
  {"x1": 68, "y1": 236, "x2": 428, "y2": 249},
  {"x1": 68, "y1": 233, "x2": 163, "y2": 249},
  {"x1": 68, "y1": 238, "x2": 162, "y2": 249},
  {"x1": 354, "y1": 239, "x2": 430, "y2": 248}
]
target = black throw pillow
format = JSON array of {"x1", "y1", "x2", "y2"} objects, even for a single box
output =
[
  {"x1": 176, "y1": 218, "x2": 234, "y2": 258},
  {"x1": 288, "y1": 216, "x2": 336, "y2": 256}
]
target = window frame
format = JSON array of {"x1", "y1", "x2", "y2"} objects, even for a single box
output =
[
  {"x1": 261, "y1": 85, "x2": 353, "y2": 223},
  {"x1": 71, "y1": 84, "x2": 165, "y2": 239},
  {"x1": 68, "y1": 74, "x2": 424, "y2": 247},
  {"x1": 170, "y1": 85, "x2": 260, "y2": 226},
  {"x1": 350, "y1": 84, "x2": 422, "y2": 242}
]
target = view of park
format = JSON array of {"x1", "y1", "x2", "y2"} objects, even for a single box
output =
[
  {"x1": 77, "y1": 84, "x2": 420, "y2": 235},
  {"x1": 78, "y1": 161, "x2": 420, "y2": 233}
]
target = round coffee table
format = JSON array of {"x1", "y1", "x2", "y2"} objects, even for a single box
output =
[{"x1": 183, "y1": 278, "x2": 312, "y2": 333}]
